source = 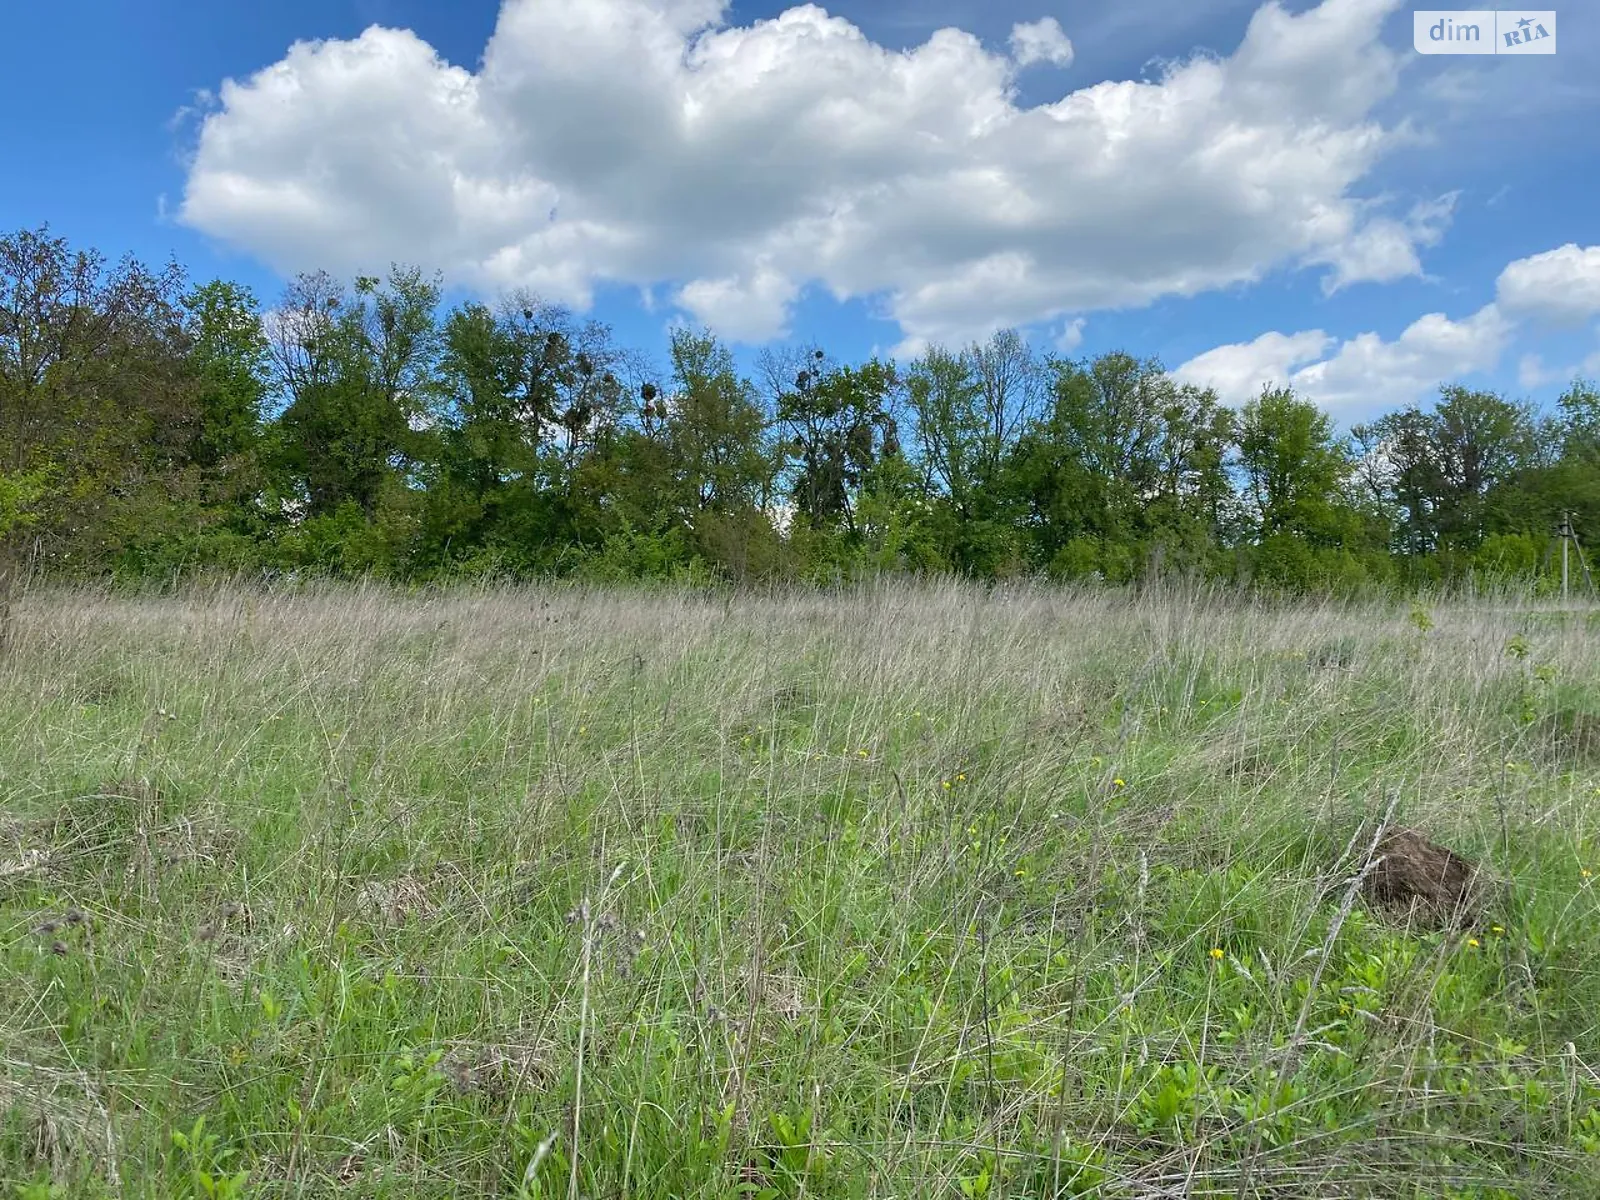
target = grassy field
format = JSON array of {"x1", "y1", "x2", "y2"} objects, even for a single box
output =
[{"x1": 4, "y1": 581, "x2": 1600, "y2": 1198}]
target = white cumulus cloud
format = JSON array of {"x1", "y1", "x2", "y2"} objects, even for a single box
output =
[
  {"x1": 1517, "y1": 353, "x2": 1563, "y2": 389},
  {"x1": 1306, "y1": 193, "x2": 1457, "y2": 294},
  {"x1": 1172, "y1": 330, "x2": 1335, "y2": 402},
  {"x1": 1288, "y1": 304, "x2": 1510, "y2": 414},
  {"x1": 1009, "y1": 17, "x2": 1075, "y2": 68},
  {"x1": 1496, "y1": 243, "x2": 1600, "y2": 327},
  {"x1": 672, "y1": 261, "x2": 800, "y2": 342},
  {"x1": 1177, "y1": 304, "x2": 1513, "y2": 416},
  {"x1": 1177, "y1": 241, "x2": 1600, "y2": 418},
  {"x1": 181, "y1": 0, "x2": 1429, "y2": 346},
  {"x1": 1176, "y1": 305, "x2": 1510, "y2": 417}
]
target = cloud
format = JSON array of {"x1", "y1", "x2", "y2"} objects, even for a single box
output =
[
  {"x1": 1176, "y1": 304, "x2": 1512, "y2": 417},
  {"x1": 1496, "y1": 243, "x2": 1600, "y2": 327},
  {"x1": 1054, "y1": 316, "x2": 1086, "y2": 351},
  {"x1": 1173, "y1": 238, "x2": 1600, "y2": 416},
  {"x1": 1412, "y1": 18, "x2": 1600, "y2": 127},
  {"x1": 1009, "y1": 17, "x2": 1074, "y2": 68},
  {"x1": 181, "y1": 0, "x2": 1426, "y2": 346},
  {"x1": 672, "y1": 261, "x2": 800, "y2": 341},
  {"x1": 1305, "y1": 193, "x2": 1457, "y2": 294},
  {"x1": 1519, "y1": 354, "x2": 1550, "y2": 389},
  {"x1": 1172, "y1": 330, "x2": 1334, "y2": 402},
  {"x1": 1288, "y1": 304, "x2": 1510, "y2": 414},
  {"x1": 1517, "y1": 340, "x2": 1600, "y2": 391},
  {"x1": 1517, "y1": 353, "x2": 1565, "y2": 390}
]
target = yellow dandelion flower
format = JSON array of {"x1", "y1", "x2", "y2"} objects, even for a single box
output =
[
  {"x1": 857, "y1": 749, "x2": 869, "y2": 758},
  {"x1": 1491, "y1": 925, "x2": 1505, "y2": 935},
  {"x1": 1209, "y1": 947, "x2": 1225, "y2": 961},
  {"x1": 1585, "y1": 869, "x2": 1594, "y2": 880},
  {"x1": 1466, "y1": 937, "x2": 1480, "y2": 949},
  {"x1": 1113, "y1": 778, "x2": 1126, "y2": 788},
  {"x1": 956, "y1": 772, "x2": 967, "y2": 782},
  {"x1": 942, "y1": 780, "x2": 952, "y2": 790}
]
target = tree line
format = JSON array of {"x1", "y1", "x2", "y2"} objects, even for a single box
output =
[{"x1": 2, "y1": 225, "x2": 1597, "y2": 593}]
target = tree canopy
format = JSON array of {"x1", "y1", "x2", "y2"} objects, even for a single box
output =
[{"x1": 2, "y1": 224, "x2": 1594, "y2": 595}]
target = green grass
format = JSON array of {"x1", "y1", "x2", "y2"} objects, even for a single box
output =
[{"x1": 3, "y1": 579, "x2": 1600, "y2": 1198}]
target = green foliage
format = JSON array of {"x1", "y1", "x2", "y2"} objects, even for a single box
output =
[
  {"x1": 1238, "y1": 386, "x2": 1352, "y2": 542},
  {"x1": 3, "y1": 223, "x2": 1599, "y2": 593},
  {"x1": 170, "y1": 1117, "x2": 250, "y2": 1200},
  {"x1": 182, "y1": 280, "x2": 269, "y2": 469},
  {"x1": 1409, "y1": 599, "x2": 1434, "y2": 634},
  {"x1": 773, "y1": 351, "x2": 900, "y2": 536},
  {"x1": 575, "y1": 521, "x2": 711, "y2": 584},
  {"x1": 0, "y1": 466, "x2": 48, "y2": 540},
  {"x1": 272, "y1": 268, "x2": 442, "y2": 519}
]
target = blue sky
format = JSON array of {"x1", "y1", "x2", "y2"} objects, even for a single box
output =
[{"x1": 1, "y1": 0, "x2": 1596, "y2": 422}]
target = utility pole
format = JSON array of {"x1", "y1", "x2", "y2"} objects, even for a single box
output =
[{"x1": 1563, "y1": 510, "x2": 1571, "y2": 603}]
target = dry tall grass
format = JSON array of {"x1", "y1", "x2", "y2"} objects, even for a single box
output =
[{"x1": 3, "y1": 580, "x2": 1599, "y2": 1197}]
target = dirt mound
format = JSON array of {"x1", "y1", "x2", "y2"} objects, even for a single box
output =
[{"x1": 1364, "y1": 828, "x2": 1479, "y2": 926}]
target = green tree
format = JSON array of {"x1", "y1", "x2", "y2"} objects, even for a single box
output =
[
  {"x1": 1432, "y1": 385, "x2": 1539, "y2": 548},
  {"x1": 1557, "y1": 378, "x2": 1600, "y2": 465},
  {"x1": 664, "y1": 328, "x2": 775, "y2": 515},
  {"x1": 1352, "y1": 407, "x2": 1439, "y2": 559},
  {"x1": 183, "y1": 280, "x2": 269, "y2": 468},
  {"x1": 1008, "y1": 352, "x2": 1222, "y2": 579},
  {"x1": 905, "y1": 345, "x2": 983, "y2": 513},
  {"x1": 1237, "y1": 386, "x2": 1350, "y2": 541},
  {"x1": 1147, "y1": 381, "x2": 1236, "y2": 573},
  {"x1": 1477, "y1": 378, "x2": 1600, "y2": 579},
  {"x1": 0, "y1": 225, "x2": 220, "y2": 573},
  {"x1": 1234, "y1": 386, "x2": 1390, "y2": 591},
  {"x1": 270, "y1": 267, "x2": 442, "y2": 519},
  {"x1": 1354, "y1": 387, "x2": 1539, "y2": 572},
  {"x1": 901, "y1": 330, "x2": 1039, "y2": 574},
  {"x1": 437, "y1": 300, "x2": 544, "y2": 495},
  {"x1": 426, "y1": 295, "x2": 631, "y2": 574},
  {"x1": 767, "y1": 349, "x2": 899, "y2": 536}
]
